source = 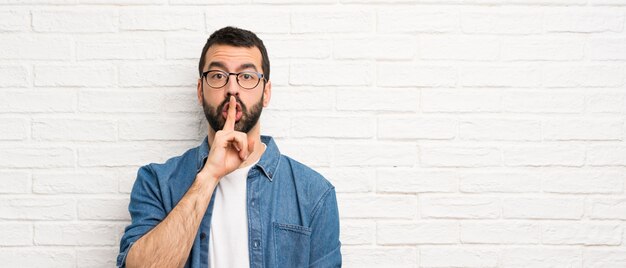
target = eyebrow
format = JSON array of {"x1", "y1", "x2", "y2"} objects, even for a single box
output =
[{"x1": 207, "y1": 61, "x2": 258, "y2": 72}]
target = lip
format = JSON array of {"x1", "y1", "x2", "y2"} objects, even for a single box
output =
[{"x1": 222, "y1": 102, "x2": 242, "y2": 121}]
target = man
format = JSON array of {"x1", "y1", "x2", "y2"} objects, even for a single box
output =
[{"x1": 117, "y1": 26, "x2": 342, "y2": 268}]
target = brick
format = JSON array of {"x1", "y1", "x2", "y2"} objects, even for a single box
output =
[
  {"x1": 588, "y1": 146, "x2": 626, "y2": 166},
  {"x1": 269, "y1": 62, "x2": 288, "y2": 86},
  {"x1": 254, "y1": 0, "x2": 333, "y2": 3},
  {"x1": 378, "y1": 63, "x2": 456, "y2": 87},
  {"x1": 460, "y1": 118, "x2": 541, "y2": 141},
  {"x1": 420, "y1": 247, "x2": 499, "y2": 267},
  {"x1": 334, "y1": 36, "x2": 415, "y2": 60},
  {"x1": 0, "y1": 10, "x2": 30, "y2": 31},
  {"x1": 33, "y1": 171, "x2": 117, "y2": 194},
  {"x1": 0, "y1": 35, "x2": 72, "y2": 60},
  {"x1": 77, "y1": 37, "x2": 163, "y2": 60},
  {"x1": 590, "y1": 198, "x2": 626, "y2": 220},
  {"x1": 502, "y1": 90, "x2": 584, "y2": 113},
  {"x1": 278, "y1": 142, "x2": 332, "y2": 167},
  {"x1": 82, "y1": 0, "x2": 165, "y2": 3},
  {"x1": 78, "y1": 198, "x2": 130, "y2": 220},
  {"x1": 0, "y1": 147, "x2": 74, "y2": 168},
  {"x1": 337, "y1": 88, "x2": 419, "y2": 112},
  {"x1": 590, "y1": 0, "x2": 626, "y2": 5},
  {"x1": 378, "y1": 221, "x2": 458, "y2": 244},
  {"x1": 0, "y1": 171, "x2": 30, "y2": 193},
  {"x1": 259, "y1": 110, "x2": 290, "y2": 138},
  {"x1": 77, "y1": 248, "x2": 118, "y2": 268},
  {"x1": 501, "y1": 37, "x2": 585, "y2": 61},
  {"x1": 119, "y1": 116, "x2": 201, "y2": 141},
  {"x1": 269, "y1": 87, "x2": 333, "y2": 111},
  {"x1": 460, "y1": 65, "x2": 541, "y2": 87},
  {"x1": 292, "y1": 11, "x2": 374, "y2": 33},
  {"x1": 0, "y1": 89, "x2": 76, "y2": 113},
  {"x1": 421, "y1": 89, "x2": 501, "y2": 113},
  {"x1": 32, "y1": 118, "x2": 116, "y2": 141},
  {"x1": 420, "y1": 146, "x2": 501, "y2": 167},
  {"x1": 584, "y1": 249, "x2": 626, "y2": 268},
  {"x1": 0, "y1": 118, "x2": 28, "y2": 140},
  {"x1": 545, "y1": 118, "x2": 623, "y2": 141},
  {"x1": 543, "y1": 170, "x2": 624, "y2": 194},
  {"x1": 79, "y1": 89, "x2": 162, "y2": 113},
  {"x1": 35, "y1": 223, "x2": 119, "y2": 246},
  {"x1": 0, "y1": 249, "x2": 74, "y2": 268},
  {"x1": 0, "y1": 223, "x2": 32, "y2": 246},
  {"x1": 376, "y1": 169, "x2": 457, "y2": 193},
  {"x1": 378, "y1": 10, "x2": 457, "y2": 33},
  {"x1": 333, "y1": 142, "x2": 417, "y2": 167},
  {"x1": 290, "y1": 62, "x2": 372, "y2": 86},
  {"x1": 460, "y1": 171, "x2": 541, "y2": 193},
  {"x1": 419, "y1": 35, "x2": 498, "y2": 61},
  {"x1": 163, "y1": 88, "x2": 200, "y2": 113},
  {"x1": 120, "y1": 9, "x2": 203, "y2": 31},
  {"x1": 343, "y1": 247, "x2": 416, "y2": 268},
  {"x1": 587, "y1": 91, "x2": 626, "y2": 113},
  {"x1": 317, "y1": 167, "x2": 375, "y2": 193},
  {"x1": 119, "y1": 63, "x2": 196, "y2": 87},
  {"x1": 338, "y1": 194, "x2": 417, "y2": 219},
  {"x1": 503, "y1": 145, "x2": 585, "y2": 167},
  {"x1": 378, "y1": 116, "x2": 456, "y2": 140},
  {"x1": 503, "y1": 197, "x2": 584, "y2": 219},
  {"x1": 589, "y1": 38, "x2": 626, "y2": 60},
  {"x1": 340, "y1": 220, "x2": 374, "y2": 245},
  {"x1": 544, "y1": 9, "x2": 623, "y2": 33},
  {"x1": 291, "y1": 116, "x2": 375, "y2": 138},
  {"x1": 206, "y1": 10, "x2": 289, "y2": 34},
  {"x1": 32, "y1": 9, "x2": 118, "y2": 33},
  {"x1": 166, "y1": 35, "x2": 207, "y2": 59},
  {"x1": 78, "y1": 142, "x2": 194, "y2": 167},
  {"x1": 461, "y1": 221, "x2": 540, "y2": 244},
  {"x1": 542, "y1": 222, "x2": 621, "y2": 245},
  {"x1": 35, "y1": 64, "x2": 116, "y2": 87},
  {"x1": 118, "y1": 168, "x2": 138, "y2": 194},
  {"x1": 0, "y1": 198, "x2": 75, "y2": 220},
  {"x1": 542, "y1": 64, "x2": 624, "y2": 88},
  {"x1": 421, "y1": 196, "x2": 500, "y2": 219},
  {"x1": 265, "y1": 38, "x2": 331, "y2": 59},
  {"x1": 0, "y1": 65, "x2": 30, "y2": 87},
  {"x1": 502, "y1": 248, "x2": 581, "y2": 268},
  {"x1": 461, "y1": 11, "x2": 542, "y2": 34}
]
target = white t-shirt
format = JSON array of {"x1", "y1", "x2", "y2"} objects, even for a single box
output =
[{"x1": 208, "y1": 148, "x2": 263, "y2": 268}]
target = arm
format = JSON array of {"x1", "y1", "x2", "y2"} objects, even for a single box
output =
[
  {"x1": 125, "y1": 174, "x2": 217, "y2": 268},
  {"x1": 309, "y1": 187, "x2": 342, "y2": 268}
]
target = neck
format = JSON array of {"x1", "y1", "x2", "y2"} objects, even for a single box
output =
[{"x1": 207, "y1": 123, "x2": 265, "y2": 169}]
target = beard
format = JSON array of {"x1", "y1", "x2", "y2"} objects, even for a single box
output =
[{"x1": 202, "y1": 91, "x2": 264, "y2": 134}]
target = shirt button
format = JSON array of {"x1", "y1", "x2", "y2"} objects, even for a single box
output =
[
  {"x1": 253, "y1": 240, "x2": 259, "y2": 248},
  {"x1": 251, "y1": 201, "x2": 255, "y2": 206},
  {"x1": 200, "y1": 233, "x2": 206, "y2": 240}
]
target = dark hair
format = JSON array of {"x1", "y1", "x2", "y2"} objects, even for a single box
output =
[{"x1": 198, "y1": 26, "x2": 270, "y2": 81}]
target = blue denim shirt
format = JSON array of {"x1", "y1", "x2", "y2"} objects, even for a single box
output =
[{"x1": 117, "y1": 135, "x2": 341, "y2": 268}]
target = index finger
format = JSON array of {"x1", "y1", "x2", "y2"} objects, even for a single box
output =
[{"x1": 223, "y1": 95, "x2": 236, "y2": 131}]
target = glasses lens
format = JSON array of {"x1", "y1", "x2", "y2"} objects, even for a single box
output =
[
  {"x1": 206, "y1": 71, "x2": 228, "y2": 88},
  {"x1": 237, "y1": 72, "x2": 260, "y2": 89}
]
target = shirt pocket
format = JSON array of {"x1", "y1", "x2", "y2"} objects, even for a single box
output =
[{"x1": 273, "y1": 222, "x2": 312, "y2": 267}]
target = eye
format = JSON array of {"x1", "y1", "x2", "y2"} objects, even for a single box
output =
[
  {"x1": 211, "y1": 73, "x2": 225, "y2": 79},
  {"x1": 241, "y1": 73, "x2": 254, "y2": 80}
]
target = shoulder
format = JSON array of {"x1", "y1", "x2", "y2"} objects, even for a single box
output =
[
  {"x1": 138, "y1": 145, "x2": 199, "y2": 184},
  {"x1": 280, "y1": 154, "x2": 334, "y2": 190}
]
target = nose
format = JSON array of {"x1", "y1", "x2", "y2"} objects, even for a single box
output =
[{"x1": 224, "y1": 74, "x2": 240, "y2": 97}]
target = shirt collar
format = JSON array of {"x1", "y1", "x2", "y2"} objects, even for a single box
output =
[{"x1": 196, "y1": 135, "x2": 280, "y2": 182}]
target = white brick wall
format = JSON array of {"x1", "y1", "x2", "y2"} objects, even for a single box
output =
[{"x1": 1, "y1": 1, "x2": 625, "y2": 267}]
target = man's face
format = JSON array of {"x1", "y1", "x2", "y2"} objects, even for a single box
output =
[{"x1": 198, "y1": 44, "x2": 271, "y2": 133}]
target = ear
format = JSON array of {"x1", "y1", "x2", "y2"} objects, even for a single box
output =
[
  {"x1": 262, "y1": 80, "x2": 271, "y2": 107},
  {"x1": 197, "y1": 78, "x2": 203, "y2": 106}
]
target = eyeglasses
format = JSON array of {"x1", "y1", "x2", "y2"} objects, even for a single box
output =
[{"x1": 201, "y1": 70, "x2": 266, "y2": 89}]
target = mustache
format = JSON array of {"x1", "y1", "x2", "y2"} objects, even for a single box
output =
[{"x1": 218, "y1": 95, "x2": 246, "y2": 112}]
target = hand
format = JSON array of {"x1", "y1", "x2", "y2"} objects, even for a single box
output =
[{"x1": 199, "y1": 96, "x2": 255, "y2": 181}]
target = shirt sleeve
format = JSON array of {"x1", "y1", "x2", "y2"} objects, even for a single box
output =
[
  {"x1": 308, "y1": 187, "x2": 342, "y2": 268},
  {"x1": 117, "y1": 165, "x2": 167, "y2": 268}
]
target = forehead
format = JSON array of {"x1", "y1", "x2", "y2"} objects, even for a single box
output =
[{"x1": 204, "y1": 44, "x2": 263, "y2": 71}]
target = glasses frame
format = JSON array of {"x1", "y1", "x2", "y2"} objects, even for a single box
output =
[{"x1": 201, "y1": 70, "x2": 266, "y2": 90}]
